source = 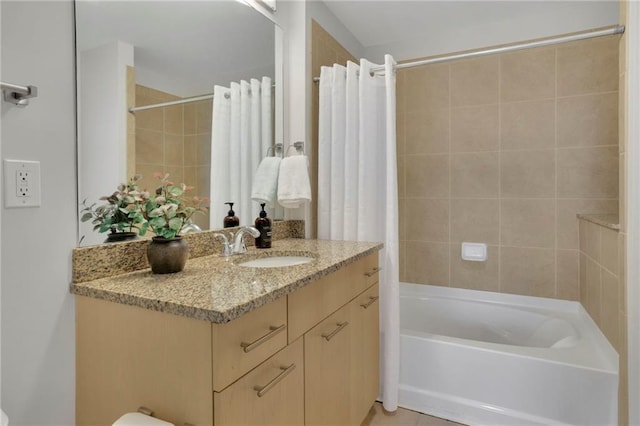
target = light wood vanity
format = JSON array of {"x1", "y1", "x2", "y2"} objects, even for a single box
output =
[{"x1": 73, "y1": 239, "x2": 381, "y2": 426}]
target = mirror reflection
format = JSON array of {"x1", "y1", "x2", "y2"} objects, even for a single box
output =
[{"x1": 75, "y1": 0, "x2": 280, "y2": 246}]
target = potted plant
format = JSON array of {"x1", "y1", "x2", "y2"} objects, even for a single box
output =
[
  {"x1": 140, "y1": 172, "x2": 208, "y2": 274},
  {"x1": 80, "y1": 175, "x2": 149, "y2": 243}
]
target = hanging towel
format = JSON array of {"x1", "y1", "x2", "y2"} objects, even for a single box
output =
[
  {"x1": 251, "y1": 156, "x2": 281, "y2": 207},
  {"x1": 277, "y1": 155, "x2": 312, "y2": 208}
]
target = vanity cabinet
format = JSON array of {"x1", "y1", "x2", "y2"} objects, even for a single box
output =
[
  {"x1": 350, "y1": 283, "x2": 380, "y2": 425},
  {"x1": 305, "y1": 305, "x2": 352, "y2": 425},
  {"x1": 75, "y1": 253, "x2": 379, "y2": 426}
]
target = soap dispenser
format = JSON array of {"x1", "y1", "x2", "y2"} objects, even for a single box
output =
[
  {"x1": 223, "y1": 202, "x2": 240, "y2": 228},
  {"x1": 254, "y1": 203, "x2": 272, "y2": 249}
]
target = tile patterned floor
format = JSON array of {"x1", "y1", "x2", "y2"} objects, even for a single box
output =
[{"x1": 361, "y1": 402, "x2": 466, "y2": 426}]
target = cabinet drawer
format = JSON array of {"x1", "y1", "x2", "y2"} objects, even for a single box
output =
[
  {"x1": 288, "y1": 254, "x2": 376, "y2": 342},
  {"x1": 214, "y1": 338, "x2": 304, "y2": 426},
  {"x1": 212, "y1": 296, "x2": 287, "y2": 391},
  {"x1": 362, "y1": 252, "x2": 380, "y2": 288}
]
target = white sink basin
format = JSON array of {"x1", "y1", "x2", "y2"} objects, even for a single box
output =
[{"x1": 238, "y1": 256, "x2": 315, "y2": 268}]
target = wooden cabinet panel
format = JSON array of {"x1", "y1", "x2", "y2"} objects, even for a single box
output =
[
  {"x1": 214, "y1": 338, "x2": 304, "y2": 426},
  {"x1": 212, "y1": 296, "x2": 287, "y2": 391},
  {"x1": 288, "y1": 254, "x2": 376, "y2": 343},
  {"x1": 304, "y1": 305, "x2": 352, "y2": 425},
  {"x1": 362, "y1": 254, "x2": 380, "y2": 288},
  {"x1": 76, "y1": 296, "x2": 213, "y2": 426},
  {"x1": 350, "y1": 284, "x2": 380, "y2": 424}
]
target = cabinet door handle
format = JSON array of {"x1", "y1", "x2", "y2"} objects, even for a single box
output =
[
  {"x1": 364, "y1": 267, "x2": 382, "y2": 277},
  {"x1": 253, "y1": 364, "x2": 296, "y2": 397},
  {"x1": 322, "y1": 321, "x2": 349, "y2": 341},
  {"x1": 360, "y1": 296, "x2": 379, "y2": 309},
  {"x1": 240, "y1": 324, "x2": 286, "y2": 353}
]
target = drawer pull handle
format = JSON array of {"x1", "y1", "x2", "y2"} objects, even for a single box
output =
[
  {"x1": 241, "y1": 324, "x2": 286, "y2": 353},
  {"x1": 254, "y1": 364, "x2": 296, "y2": 397},
  {"x1": 322, "y1": 321, "x2": 349, "y2": 341},
  {"x1": 360, "y1": 296, "x2": 379, "y2": 309},
  {"x1": 364, "y1": 267, "x2": 382, "y2": 277}
]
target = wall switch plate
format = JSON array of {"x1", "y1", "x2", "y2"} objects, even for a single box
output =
[{"x1": 4, "y1": 159, "x2": 41, "y2": 208}]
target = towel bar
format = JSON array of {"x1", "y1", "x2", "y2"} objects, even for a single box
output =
[{"x1": 1, "y1": 81, "x2": 38, "y2": 106}]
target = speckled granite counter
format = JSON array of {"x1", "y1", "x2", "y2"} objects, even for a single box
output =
[
  {"x1": 72, "y1": 220, "x2": 305, "y2": 283},
  {"x1": 71, "y1": 239, "x2": 382, "y2": 323}
]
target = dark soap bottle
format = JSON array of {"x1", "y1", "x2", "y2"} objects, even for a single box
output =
[
  {"x1": 254, "y1": 203, "x2": 272, "y2": 249},
  {"x1": 223, "y1": 202, "x2": 240, "y2": 228}
]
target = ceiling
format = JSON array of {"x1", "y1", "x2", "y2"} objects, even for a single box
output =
[
  {"x1": 322, "y1": 0, "x2": 619, "y2": 60},
  {"x1": 323, "y1": 1, "x2": 579, "y2": 47}
]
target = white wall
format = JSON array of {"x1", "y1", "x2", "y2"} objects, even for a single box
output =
[
  {"x1": 275, "y1": 0, "x2": 363, "y2": 235},
  {"x1": 78, "y1": 41, "x2": 133, "y2": 246},
  {"x1": 626, "y1": 2, "x2": 640, "y2": 424},
  {"x1": 364, "y1": 2, "x2": 620, "y2": 62},
  {"x1": 0, "y1": 0, "x2": 3, "y2": 413},
  {"x1": 1, "y1": 1, "x2": 76, "y2": 424}
]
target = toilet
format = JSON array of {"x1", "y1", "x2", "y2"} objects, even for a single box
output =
[
  {"x1": 1, "y1": 409, "x2": 8, "y2": 426},
  {"x1": 112, "y1": 412, "x2": 173, "y2": 426}
]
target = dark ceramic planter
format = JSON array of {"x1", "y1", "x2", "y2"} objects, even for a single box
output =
[
  {"x1": 104, "y1": 231, "x2": 137, "y2": 243},
  {"x1": 146, "y1": 236, "x2": 189, "y2": 274}
]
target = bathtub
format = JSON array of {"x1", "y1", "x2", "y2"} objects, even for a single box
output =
[{"x1": 399, "y1": 283, "x2": 618, "y2": 426}]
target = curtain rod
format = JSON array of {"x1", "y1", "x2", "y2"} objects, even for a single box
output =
[
  {"x1": 312, "y1": 24, "x2": 625, "y2": 83},
  {"x1": 129, "y1": 83, "x2": 276, "y2": 113}
]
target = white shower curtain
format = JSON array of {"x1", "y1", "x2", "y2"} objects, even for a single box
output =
[
  {"x1": 318, "y1": 55, "x2": 400, "y2": 411},
  {"x1": 210, "y1": 77, "x2": 273, "y2": 228}
]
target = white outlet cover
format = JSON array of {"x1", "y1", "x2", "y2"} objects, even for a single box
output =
[{"x1": 3, "y1": 159, "x2": 41, "y2": 208}]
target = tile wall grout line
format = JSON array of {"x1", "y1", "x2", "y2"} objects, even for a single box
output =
[
  {"x1": 554, "y1": 45, "x2": 559, "y2": 299},
  {"x1": 498, "y1": 53, "x2": 503, "y2": 293},
  {"x1": 448, "y1": 63, "x2": 453, "y2": 287}
]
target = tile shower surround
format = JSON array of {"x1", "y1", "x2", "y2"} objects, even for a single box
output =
[
  {"x1": 309, "y1": 19, "x2": 626, "y2": 425},
  {"x1": 397, "y1": 35, "x2": 620, "y2": 300},
  {"x1": 133, "y1": 84, "x2": 212, "y2": 229}
]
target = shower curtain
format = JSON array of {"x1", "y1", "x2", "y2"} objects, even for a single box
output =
[
  {"x1": 210, "y1": 77, "x2": 273, "y2": 228},
  {"x1": 318, "y1": 55, "x2": 400, "y2": 411}
]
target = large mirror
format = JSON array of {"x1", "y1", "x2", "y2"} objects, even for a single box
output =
[{"x1": 75, "y1": 0, "x2": 282, "y2": 246}]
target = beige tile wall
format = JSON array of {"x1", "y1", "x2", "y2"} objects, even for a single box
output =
[
  {"x1": 397, "y1": 35, "x2": 620, "y2": 300},
  {"x1": 311, "y1": 20, "x2": 357, "y2": 238},
  {"x1": 579, "y1": 218, "x2": 626, "y2": 425},
  {"x1": 134, "y1": 85, "x2": 211, "y2": 229}
]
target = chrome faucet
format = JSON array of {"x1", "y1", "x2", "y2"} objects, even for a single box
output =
[
  {"x1": 232, "y1": 226, "x2": 260, "y2": 254},
  {"x1": 213, "y1": 226, "x2": 260, "y2": 257},
  {"x1": 181, "y1": 223, "x2": 202, "y2": 234},
  {"x1": 212, "y1": 232, "x2": 233, "y2": 256}
]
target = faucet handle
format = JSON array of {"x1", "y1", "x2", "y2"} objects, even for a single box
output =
[{"x1": 213, "y1": 233, "x2": 232, "y2": 257}]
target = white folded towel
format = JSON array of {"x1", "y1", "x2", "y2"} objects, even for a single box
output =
[
  {"x1": 251, "y1": 156, "x2": 281, "y2": 207},
  {"x1": 277, "y1": 155, "x2": 312, "y2": 208}
]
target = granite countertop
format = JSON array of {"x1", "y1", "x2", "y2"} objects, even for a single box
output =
[{"x1": 71, "y1": 239, "x2": 382, "y2": 324}]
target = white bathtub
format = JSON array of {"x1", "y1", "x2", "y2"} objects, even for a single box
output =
[{"x1": 399, "y1": 283, "x2": 618, "y2": 426}]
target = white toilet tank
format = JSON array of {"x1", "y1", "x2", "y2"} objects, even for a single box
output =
[
  {"x1": 1, "y1": 409, "x2": 9, "y2": 426},
  {"x1": 112, "y1": 413, "x2": 173, "y2": 426}
]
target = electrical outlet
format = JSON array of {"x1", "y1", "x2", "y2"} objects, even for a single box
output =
[
  {"x1": 16, "y1": 170, "x2": 31, "y2": 197},
  {"x1": 4, "y1": 159, "x2": 41, "y2": 208}
]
